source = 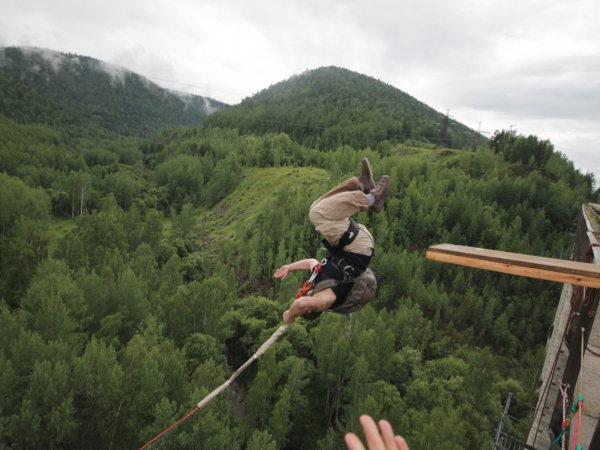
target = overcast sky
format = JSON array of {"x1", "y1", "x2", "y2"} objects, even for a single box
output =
[{"x1": 1, "y1": 0, "x2": 598, "y2": 185}]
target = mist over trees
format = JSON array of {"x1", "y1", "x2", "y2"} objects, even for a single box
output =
[
  {"x1": 0, "y1": 46, "x2": 228, "y2": 138},
  {"x1": 0, "y1": 51, "x2": 593, "y2": 449}
]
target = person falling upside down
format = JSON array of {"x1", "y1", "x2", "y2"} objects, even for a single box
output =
[{"x1": 274, "y1": 158, "x2": 390, "y2": 324}]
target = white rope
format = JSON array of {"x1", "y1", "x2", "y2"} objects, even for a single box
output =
[{"x1": 197, "y1": 324, "x2": 291, "y2": 409}]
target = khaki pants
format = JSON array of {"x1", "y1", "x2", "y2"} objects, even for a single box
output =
[{"x1": 309, "y1": 177, "x2": 374, "y2": 256}]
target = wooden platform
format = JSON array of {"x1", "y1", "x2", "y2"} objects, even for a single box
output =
[{"x1": 426, "y1": 244, "x2": 600, "y2": 288}]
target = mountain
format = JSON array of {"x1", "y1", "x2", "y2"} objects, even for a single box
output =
[
  {"x1": 204, "y1": 66, "x2": 481, "y2": 151},
  {"x1": 0, "y1": 46, "x2": 593, "y2": 449},
  {"x1": 0, "y1": 46, "x2": 228, "y2": 138}
]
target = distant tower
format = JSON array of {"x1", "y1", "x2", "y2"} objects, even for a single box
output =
[{"x1": 440, "y1": 109, "x2": 450, "y2": 148}]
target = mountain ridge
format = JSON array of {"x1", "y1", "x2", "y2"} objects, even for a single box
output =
[
  {"x1": 0, "y1": 46, "x2": 228, "y2": 138},
  {"x1": 204, "y1": 65, "x2": 482, "y2": 152}
]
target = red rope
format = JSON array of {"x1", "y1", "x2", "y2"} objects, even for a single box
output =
[
  {"x1": 570, "y1": 401, "x2": 583, "y2": 450},
  {"x1": 139, "y1": 407, "x2": 199, "y2": 450},
  {"x1": 587, "y1": 345, "x2": 600, "y2": 357}
]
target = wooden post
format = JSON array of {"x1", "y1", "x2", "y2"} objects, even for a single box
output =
[{"x1": 426, "y1": 244, "x2": 600, "y2": 288}]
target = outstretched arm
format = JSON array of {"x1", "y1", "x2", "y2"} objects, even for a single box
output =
[{"x1": 273, "y1": 258, "x2": 320, "y2": 280}]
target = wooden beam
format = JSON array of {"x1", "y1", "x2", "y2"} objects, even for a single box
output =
[{"x1": 426, "y1": 244, "x2": 600, "y2": 288}]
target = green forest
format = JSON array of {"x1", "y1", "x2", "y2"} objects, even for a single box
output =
[
  {"x1": 0, "y1": 48, "x2": 597, "y2": 449},
  {"x1": 203, "y1": 67, "x2": 480, "y2": 151}
]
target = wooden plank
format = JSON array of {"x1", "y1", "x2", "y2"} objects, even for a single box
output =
[{"x1": 426, "y1": 244, "x2": 600, "y2": 288}]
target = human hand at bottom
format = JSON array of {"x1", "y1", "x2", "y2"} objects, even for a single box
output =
[{"x1": 345, "y1": 415, "x2": 409, "y2": 450}]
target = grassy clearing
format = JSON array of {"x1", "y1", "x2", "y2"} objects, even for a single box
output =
[
  {"x1": 194, "y1": 166, "x2": 327, "y2": 248},
  {"x1": 46, "y1": 218, "x2": 77, "y2": 254}
]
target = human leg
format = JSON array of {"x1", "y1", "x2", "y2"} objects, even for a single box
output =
[{"x1": 308, "y1": 160, "x2": 387, "y2": 250}]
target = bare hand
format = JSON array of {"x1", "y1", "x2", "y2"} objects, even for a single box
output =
[
  {"x1": 274, "y1": 265, "x2": 290, "y2": 280},
  {"x1": 345, "y1": 415, "x2": 409, "y2": 450},
  {"x1": 283, "y1": 310, "x2": 295, "y2": 324}
]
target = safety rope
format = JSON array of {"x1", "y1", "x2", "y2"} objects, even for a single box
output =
[
  {"x1": 557, "y1": 380, "x2": 569, "y2": 450},
  {"x1": 138, "y1": 323, "x2": 291, "y2": 450},
  {"x1": 570, "y1": 396, "x2": 584, "y2": 450},
  {"x1": 570, "y1": 327, "x2": 585, "y2": 450}
]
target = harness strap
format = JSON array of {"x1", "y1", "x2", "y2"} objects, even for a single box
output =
[
  {"x1": 337, "y1": 218, "x2": 360, "y2": 249},
  {"x1": 325, "y1": 252, "x2": 364, "y2": 279},
  {"x1": 322, "y1": 217, "x2": 359, "y2": 253}
]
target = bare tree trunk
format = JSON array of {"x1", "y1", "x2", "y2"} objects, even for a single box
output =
[
  {"x1": 79, "y1": 179, "x2": 90, "y2": 216},
  {"x1": 80, "y1": 184, "x2": 85, "y2": 216}
]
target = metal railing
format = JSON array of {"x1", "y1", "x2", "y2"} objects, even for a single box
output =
[{"x1": 492, "y1": 432, "x2": 538, "y2": 450}]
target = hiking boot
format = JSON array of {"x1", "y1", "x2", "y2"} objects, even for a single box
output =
[
  {"x1": 359, "y1": 158, "x2": 375, "y2": 193},
  {"x1": 369, "y1": 175, "x2": 390, "y2": 213}
]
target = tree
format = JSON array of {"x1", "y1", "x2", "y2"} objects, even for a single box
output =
[
  {"x1": 68, "y1": 171, "x2": 92, "y2": 217},
  {"x1": 72, "y1": 337, "x2": 124, "y2": 449},
  {"x1": 269, "y1": 388, "x2": 292, "y2": 446},
  {"x1": 53, "y1": 231, "x2": 87, "y2": 271},
  {"x1": 247, "y1": 430, "x2": 277, "y2": 450}
]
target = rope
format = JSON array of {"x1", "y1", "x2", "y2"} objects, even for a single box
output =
[
  {"x1": 586, "y1": 346, "x2": 600, "y2": 357},
  {"x1": 549, "y1": 428, "x2": 566, "y2": 450},
  {"x1": 138, "y1": 407, "x2": 199, "y2": 450},
  {"x1": 565, "y1": 328, "x2": 585, "y2": 450},
  {"x1": 570, "y1": 398, "x2": 584, "y2": 450},
  {"x1": 138, "y1": 323, "x2": 291, "y2": 450},
  {"x1": 573, "y1": 328, "x2": 585, "y2": 449},
  {"x1": 558, "y1": 380, "x2": 569, "y2": 450}
]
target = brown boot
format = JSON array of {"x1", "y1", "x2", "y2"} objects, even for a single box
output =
[
  {"x1": 369, "y1": 175, "x2": 390, "y2": 213},
  {"x1": 359, "y1": 158, "x2": 375, "y2": 193}
]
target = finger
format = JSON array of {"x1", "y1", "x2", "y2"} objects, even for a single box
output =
[
  {"x1": 345, "y1": 433, "x2": 366, "y2": 450},
  {"x1": 395, "y1": 436, "x2": 409, "y2": 450},
  {"x1": 379, "y1": 420, "x2": 397, "y2": 450},
  {"x1": 378, "y1": 420, "x2": 398, "y2": 450},
  {"x1": 360, "y1": 415, "x2": 385, "y2": 449}
]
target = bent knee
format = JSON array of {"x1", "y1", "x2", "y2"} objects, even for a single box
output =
[{"x1": 309, "y1": 207, "x2": 322, "y2": 227}]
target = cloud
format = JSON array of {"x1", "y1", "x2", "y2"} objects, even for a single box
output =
[{"x1": 0, "y1": 0, "x2": 598, "y2": 180}]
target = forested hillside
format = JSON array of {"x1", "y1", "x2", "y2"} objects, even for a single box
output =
[
  {"x1": 204, "y1": 66, "x2": 479, "y2": 151},
  {"x1": 0, "y1": 53, "x2": 594, "y2": 449},
  {"x1": 0, "y1": 47, "x2": 227, "y2": 138}
]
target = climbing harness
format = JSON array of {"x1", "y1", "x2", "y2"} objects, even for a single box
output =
[{"x1": 320, "y1": 217, "x2": 367, "y2": 279}]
